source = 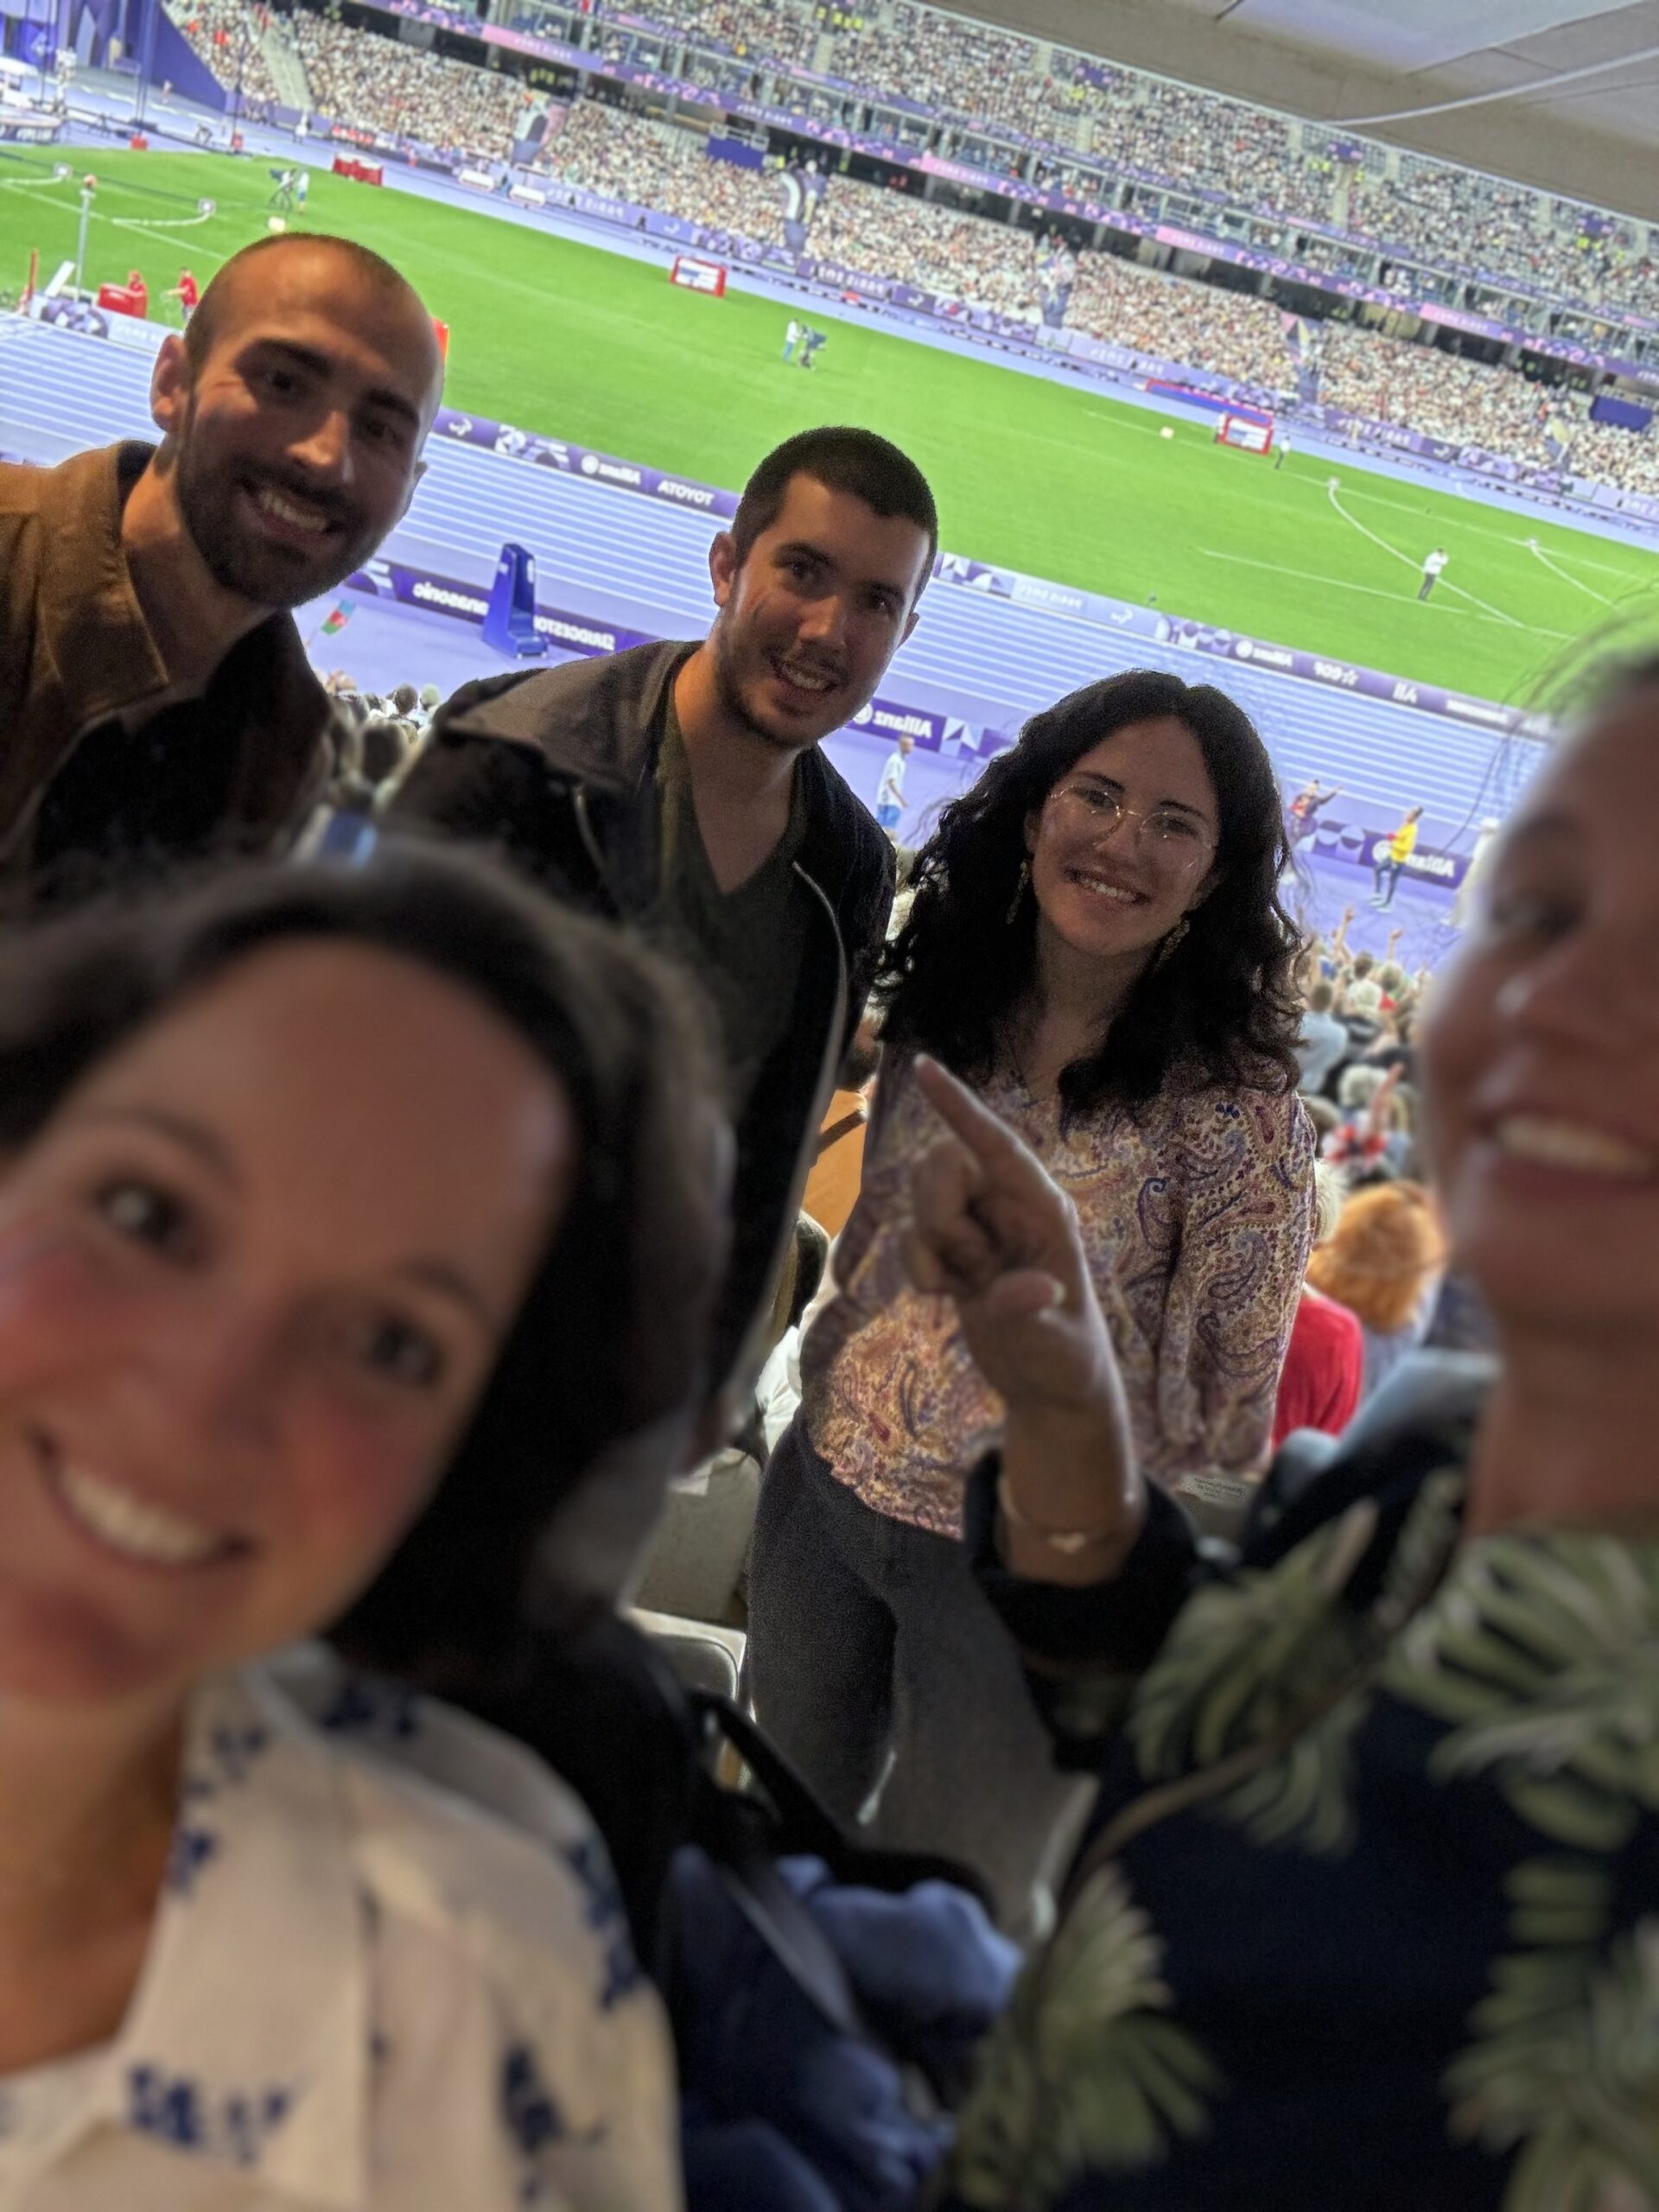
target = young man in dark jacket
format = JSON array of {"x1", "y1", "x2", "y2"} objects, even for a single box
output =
[{"x1": 393, "y1": 426, "x2": 937, "y2": 1401}]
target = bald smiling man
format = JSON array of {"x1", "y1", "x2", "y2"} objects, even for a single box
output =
[{"x1": 0, "y1": 233, "x2": 445, "y2": 912}]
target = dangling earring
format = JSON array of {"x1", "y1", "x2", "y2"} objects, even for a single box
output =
[
  {"x1": 1005, "y1": 859, "x2": 1031, "y2": 925},
  {"x1": 1154, "y1": 915, "x2": 1190, "y2": 971}
]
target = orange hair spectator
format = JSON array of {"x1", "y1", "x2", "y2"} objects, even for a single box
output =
[{"x1": 1306, "y1": 1179, "x2": 1446, "y2": 1399}]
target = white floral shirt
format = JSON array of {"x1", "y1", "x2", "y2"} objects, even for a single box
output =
[{"x1": 0, "y1": 1652, "x2": 683, "y2": 2212}]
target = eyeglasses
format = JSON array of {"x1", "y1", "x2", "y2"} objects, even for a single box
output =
[{"x1": 1050, "y1": 781, "x2": 1215, "y2": 861}]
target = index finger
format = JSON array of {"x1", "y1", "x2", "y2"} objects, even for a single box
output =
[{"x1": 914, "y1": 1056, "x2": 1056, "y2": 1197}]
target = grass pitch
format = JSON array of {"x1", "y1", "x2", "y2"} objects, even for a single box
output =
[{"x1": 4, "y1": 143, "x2": 1656, "y2": 701}]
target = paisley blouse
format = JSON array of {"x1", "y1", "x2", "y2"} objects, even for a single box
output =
[{"x1": 799, "y1": 1056, "x2": 1316, "y2": 1537}]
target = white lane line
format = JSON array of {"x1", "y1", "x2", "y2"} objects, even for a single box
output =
[
  {"x1": 1325, "y1": 478, "x2": 1526, "y2": 628},
  {"x1": 1522, "y1": 536, "x2": 1616, "y2": 607}
]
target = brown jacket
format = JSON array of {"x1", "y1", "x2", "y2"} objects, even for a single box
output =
[{"x1": 0, "y1": 442, "x2": 340, "y2": 902}]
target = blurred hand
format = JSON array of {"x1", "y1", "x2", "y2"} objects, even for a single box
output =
[
  {"x1": 903, "y1": 1058, "x2": 1112, "y2": 1413},
  {"x1": 902, "y1": 1059, "x2": 1141, "y2": 1578}
]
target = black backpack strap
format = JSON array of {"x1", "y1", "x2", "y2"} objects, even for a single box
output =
[{"x1": 690, "y1": 1693, "x2": 995, "y2": 1910}]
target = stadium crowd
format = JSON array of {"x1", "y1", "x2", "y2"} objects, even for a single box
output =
[
  {"x1": 538, "y1": 108, "x2": 1067, "y2": 314},
  {"x1": 1313, "y1": 326, "x2": 1560, "y2": 467},
  {"x1": 838, "y1": 1, "x2": 1039, "y2": 129},
  {"x1": 1066, "y1": 250, "x2": 1299, "y2": 391},
  {"x1": 166, "y1": 0, "x2": 283, "y2": 107},
  {"x1": 802, "y1": 188, "x2": 1065, "y2": 316},
  {"x1": 1348, "y1": 157, "x2": 1659, "y2": 316},
  {"x1": 1560, "y1": 414, "x2": 1659, "y2": 495},
  {"x1": 4, "y1": 207, "x2": 1659, "y2": 2212},
  {"x1": 525, "y1": 98, "x2": 1659, "y2": 491},
  {"x1": 289, "y1": 8, "x2": 532, "y2": 158},
  {"x1": 537, "y1": 101, "x2": 784, "y2": 234},
  {"x1": 542, "y1": 0, "x2": 1659, "y2": 323}
]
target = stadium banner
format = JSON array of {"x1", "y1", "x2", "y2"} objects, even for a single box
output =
[
  {"x1": 347, "y1": 557, "x2": 658, "y2": 660},
  {"x1": 0, "y1": 111, "x2": 62, "y2": 142},
  {"x1": 1293, "y1": 815, "x2": 1476, "y2": 893},
  {"x1": 1305, "y1": 404, "x2": 1659, "y2": 524},
  {"x1": 707, "y1": 134, "x2": 766, "y2": 171},
  {"x1": 27, "y1": 296, "x2": 168, "y2": 354},
  {"x1": 526, "y1": 176, "x2": 650, "y2": 229},
  {"x1": 429, "y1": 407, "x2": 743, "y2": 520},
  {"x1": 645, "y1": 212, "x2": 705, "y2": 245}
]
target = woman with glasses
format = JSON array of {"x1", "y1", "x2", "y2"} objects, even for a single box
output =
[{"x1": 747, "y1": 671, "x2": 1315, "y2": 1931}]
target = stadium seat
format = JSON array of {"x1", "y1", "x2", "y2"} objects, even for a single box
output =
[
  {"x1": 627, "y1": 1605, "x2": 747, "y2": 1705},
  {"x1": 629, "y1": 1446, "x2": 761, "y2": 1626}
]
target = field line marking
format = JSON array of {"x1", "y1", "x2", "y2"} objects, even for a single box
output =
[
  {"x1": 112, "y1": 210, "x2": 215, "y2": 232},
  {"x1": 0, "y1": 183, "x2": 234, "y2": 271},
  {"x1": 1197, "y1": 546, "x2": 1572, "y2": 635},
  {"x1": 1306, "y1": 466, "x2": 1656, "y2": 581},
  {"x1": 1325, "y1": 479, "x2": 1525, "y2": 628},
  {"x1": 1082, "y1": 408, "x2": 1171, "y2": 439},
  {"x1": 1522, "y1": 537, "x2": 1616, "y2": 607}
]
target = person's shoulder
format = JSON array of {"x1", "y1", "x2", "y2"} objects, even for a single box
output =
[
  {"x1": 0, "y1": 443, "x2": 105, "y2": 533},
  {"x1": 266, "y1": 1651, "x2": 633, "y2": 1989},
  {"x1": 438, "y1": 639, "x2": 686, "y2": 762},
  {"x1": 256, "y1": 1656, "x2": 676, "y2": 2192},
  {"x1": 1299, "y1": 1284, "x2": 1364, "y2": 1356},
  {"x1": 1172, "y1": 1065, "x2": 1308, "y2": 1138},
  {"x1": 0, "y1": 455, "x2": 45, "y2": 521},
  {"x1": 429, "y1": 664, "x2": 563, "y2": 738}
]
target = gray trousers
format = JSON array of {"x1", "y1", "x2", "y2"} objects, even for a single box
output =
[{"x1": 748, "y1": 1418, "x2": 1089, "y2": 1937}]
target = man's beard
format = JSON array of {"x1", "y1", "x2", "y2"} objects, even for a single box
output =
[
  {"x1": 173, "y1": 417, "x2": 373, "y2": 611},
  {"x1": 710, "y1": 622, "x2": 836, "y2": 754}
]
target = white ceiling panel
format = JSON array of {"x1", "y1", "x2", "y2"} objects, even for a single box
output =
[
  {"x1": 935, "y1": 0, "x2": 1659, "y2": 214},
  {"x1": 1224, "y1": 0, "x2": 1643, "y2": 73}
]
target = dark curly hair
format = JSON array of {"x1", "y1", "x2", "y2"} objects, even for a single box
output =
[{"x1": 878, "y1": 669, "x2": 1305, "y2": 1113}]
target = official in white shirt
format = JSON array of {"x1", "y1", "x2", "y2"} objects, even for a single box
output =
[
  {"x1": 0, "y1": 847, "x2": 728, "y2": 2211},
  {"x1": 875, "y1": 731, "x2": 914, "y2": 835}
]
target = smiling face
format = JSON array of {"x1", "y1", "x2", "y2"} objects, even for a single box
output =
[
  {"x1": 150, "y1": 241, "x2": 443, "y2": 610},
  {"x1": 1420, "y1": 677, "x2": 1659, "y2": 1341},
  {"x1": 706, "y1": 474, "x2": 931, "y2": 752},
  {"x1": 0, "y1": 942, "x2": 571, "y2": 1709},
  {"x1": 1025, "y1": 715, "x2": 1220, "y2": 967}
]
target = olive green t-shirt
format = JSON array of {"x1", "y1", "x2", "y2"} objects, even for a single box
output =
[{"x1": 650, "y1": 699, "x2": 814, "y2": 1118}]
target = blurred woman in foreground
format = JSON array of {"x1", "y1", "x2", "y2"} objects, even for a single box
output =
[
  {"x1": 0, "y1": 849, "x2": 722, "y2": 2211},
  {"x1": 905, "y1": 655, "x2": 1659, "y2": 2209}
]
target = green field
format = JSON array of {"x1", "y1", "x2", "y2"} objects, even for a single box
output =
[{"x1": 5, "y1": 143, "x2": 1657, "y2": 701}]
